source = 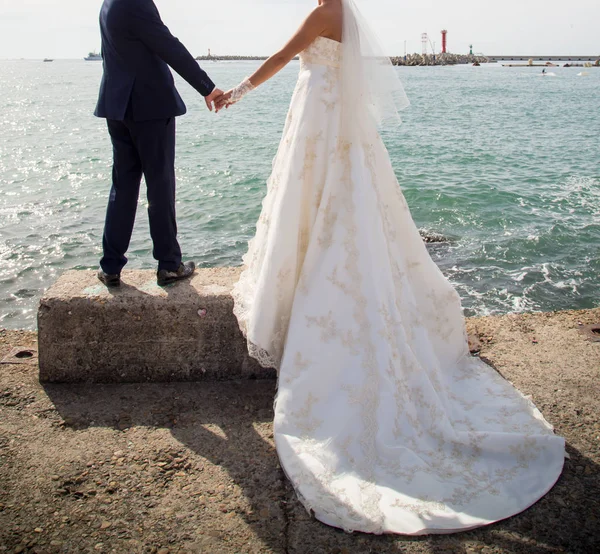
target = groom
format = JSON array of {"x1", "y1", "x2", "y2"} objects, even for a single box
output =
[{"x1": 94, "y1": 0, "x2": 222, "y2": 287}]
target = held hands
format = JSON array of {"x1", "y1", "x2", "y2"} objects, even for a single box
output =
[
  {"x1": 204, "y1": 87, "x2": 224, "y2": 112},
  {"x1": 214, "y1": 90, "x2": 234, "y2": 113},
  {"x1": 206, "y1": 78, "x2": 255, "y2": 114},
  {"x1": 203, "y1": 87, "x2": 234, "y2": 113}
]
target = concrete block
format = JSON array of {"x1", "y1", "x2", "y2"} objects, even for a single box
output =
[{"x1": 38, "y1": 268, "x2": 273, "y2": 383}]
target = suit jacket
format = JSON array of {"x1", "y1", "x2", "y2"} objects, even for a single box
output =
[{"x1": 94, "y1": 0, "x2": 215, "y2": 121}]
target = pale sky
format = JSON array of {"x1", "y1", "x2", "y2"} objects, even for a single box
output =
[{"x1": 0, "y1": 0, "x2": 598, "y2": 59}]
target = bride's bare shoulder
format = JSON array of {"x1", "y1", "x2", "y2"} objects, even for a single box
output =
[{"x1": 312, "y1": 3, "x2": 342, "y2": 42}]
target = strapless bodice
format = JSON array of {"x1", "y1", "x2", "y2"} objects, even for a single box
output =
[{"x1": 299, "y1": 36, "x2": 342, "y2": 69}]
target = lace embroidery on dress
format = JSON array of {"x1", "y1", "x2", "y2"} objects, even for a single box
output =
[
  {"x1": 232, "y1": 36, "x2": 343, "y2": 372},
  {"x1": 299, "y1": 36, "x2": 342, "y2": 69},
  {"x1": 231, "y1": 32, "x2": 564, "y2": 535},
  {"x1": 231, "y1": 291, "x2": 281, "y2": 369}
]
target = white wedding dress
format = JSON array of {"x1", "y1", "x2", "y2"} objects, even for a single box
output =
[{"x1": 232, "y1": 36, "x2": 565, "y2": 535}]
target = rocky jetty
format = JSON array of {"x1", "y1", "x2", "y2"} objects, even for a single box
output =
[
  {"x1": 195, "y1": 53, "x2": 488, "y2": 65},
  {"x1": 196, "y1": 55, "x2": 269, "y2": 61},
  {"x1": 391, "y1": 52, "x2": 490, "y2": 66}
]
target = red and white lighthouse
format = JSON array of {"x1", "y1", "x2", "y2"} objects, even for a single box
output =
[{"x1": 441, "y1": 30, "x2": 448, "y2": 54}]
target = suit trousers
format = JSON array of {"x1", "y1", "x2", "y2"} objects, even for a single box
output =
[{"x1": 100, "y1": 116, "x2": 182, "y2": 274}]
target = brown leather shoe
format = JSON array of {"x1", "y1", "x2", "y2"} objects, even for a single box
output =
[
  {"x1": 156, "y1": 261, "x2": 196, "y2": 286},
  {"x1": 97, "y1": 268, "x2": 121, "y2": 288}
]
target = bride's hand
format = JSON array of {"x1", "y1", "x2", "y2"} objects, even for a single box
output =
[
  {"x1": 215, "y1": 90, "x2": 234, "y2": 113},
  {"x1": 215, "y1": 78, "x2": 255, "y2": 113}
]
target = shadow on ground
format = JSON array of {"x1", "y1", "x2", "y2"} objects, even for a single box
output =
[{"x1": 39, "y1": 380, "x2": 600, "y2": 554}]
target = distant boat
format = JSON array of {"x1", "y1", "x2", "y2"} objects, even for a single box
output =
[
  {"x1": 85, "y1": 51, "x2": 102, "y2": 61},
  {"x1": 43, "y1": 58, "x2": 53, "y2": 63}
]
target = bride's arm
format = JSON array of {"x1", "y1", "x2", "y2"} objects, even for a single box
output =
[
  {"x1": 248, "y1": 9, "x2": 328, "y2": 87},
  {"x1": 215, "y1": 8, "x2": 329, "y2": 110}
]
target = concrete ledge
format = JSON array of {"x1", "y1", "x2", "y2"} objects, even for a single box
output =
[{"x1": 38, "y1": 268, "x2": 272, "y2": 383}]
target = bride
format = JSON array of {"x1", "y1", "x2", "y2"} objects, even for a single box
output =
[{"x1": 216, "y1": 0, "x2": 565, "y2": 535}]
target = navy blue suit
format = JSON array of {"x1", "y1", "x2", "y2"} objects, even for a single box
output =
[{"x1": 95, "y1": 0, "x2": 215, "y2": 274}]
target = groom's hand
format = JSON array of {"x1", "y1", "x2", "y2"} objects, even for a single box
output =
[{"x1": 205, "y1": 87, "x2": 224, "y2": 112}]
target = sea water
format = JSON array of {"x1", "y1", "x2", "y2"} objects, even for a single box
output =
[{"x1": 0, "y1": 59, "x2": 598, "y2": 329}]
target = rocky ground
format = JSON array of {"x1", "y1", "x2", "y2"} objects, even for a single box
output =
[{"x1": 0, "y1": 308, "x2": 599, "y2": 554}]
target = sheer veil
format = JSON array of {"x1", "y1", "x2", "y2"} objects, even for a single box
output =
[{"x1": 340, "y1": 0, "x2": 410, "y2": 138}]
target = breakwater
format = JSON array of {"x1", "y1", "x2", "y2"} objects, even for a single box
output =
[
  {"x1": 195, "y1": 53, "x2": 489, "y2": 66},
  {"x1": 487, "y1": 55, "x2": 600, "y2": 62},
  {"x1": 390, "y1": 53, "x2": 489, "y2": 66},
  {"x1": 196, "y1": 52, "x2": 599, "y2": 67},
  {"x1": 196, "y1": 55, "x2": 268, "y2": 61}
]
